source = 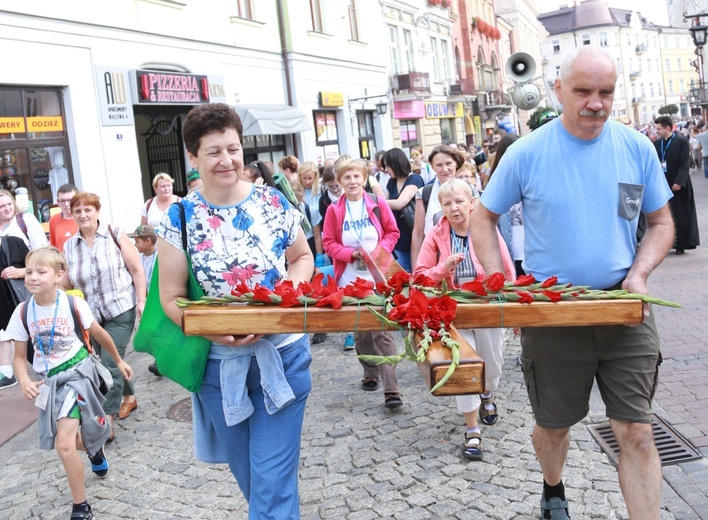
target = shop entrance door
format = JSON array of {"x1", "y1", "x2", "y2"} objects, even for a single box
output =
[{"x1": 133, "y1": 105, "x2": 191, "y2": 198}]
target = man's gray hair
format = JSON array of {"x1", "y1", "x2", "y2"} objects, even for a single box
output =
[{"x1": 558, "y1": 46, "x2": 618, "y2": 83}]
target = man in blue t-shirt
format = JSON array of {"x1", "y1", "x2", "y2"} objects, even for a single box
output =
[{"x1": 470, "y1": 46, "x2": 674, "y2": 520}]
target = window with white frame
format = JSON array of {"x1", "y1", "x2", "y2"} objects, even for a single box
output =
[
  {"x1": 678, "y1": 58, "x2": 682, "y2": 70},
  {"x1": 658, "y1": 83, "x2": 662, "y2": 97},
  {"x1": 582, "y1": 34, "x2": 590, "y2": 45},
  {"x1": 647, "y1": 58, "x2": 651, "y2": 72},
  {"x1": 236, "y1": 0, "x2": 254, "y2": 19},
  {"x1": 403, "y1": 29, "x2": 414, "y2": 72},
  {"x1": 440, "y1": 39, "x2": 450, "y2": 82},
  {"x1": 650, "y1": 83, "x2": 654, "y2": 96},
  {"x1": 621, "y1": 108, "x2": 627, "y2": 116},
  {"x1": 347, "y1": 0, "x2": 359, "y2": 41},
  {"x1": 430, "y1": 37, "x2": 440, "y2": 81},
  {"x1": 310, "y1": 0, "x2": 324, "y2": 32},
  {"x1": 665, "y1": 58, "x2": 670, "y2": 71},
  {"x1": 680, "y1": 79, "x2": 685, "y2": 92},
  {"x1": 668, "y1": 79, "x2": 674, "y2": 94},
  {"x1": 618, "y1": 83, "x2": 624, "y2": 99},
  {"x1": 675, "y1": 36, "x2": 679, "y2": 47},
  {"x1": 599, "y1": 32, "x2": 608, "y2": 46},
  {"x1": 389, "y1": 25, "x2": 400, "y2": 74},
  {"x1": 552, "y1": 40, "x2": 560, "y2": 54}
]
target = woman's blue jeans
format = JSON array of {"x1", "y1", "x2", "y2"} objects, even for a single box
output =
[
  {"x1": 195, "y1": 336, "x2": 312, "y2": 519},
  {"x1": 394, "y1": 249, "x2": 412, "y2": 272}
]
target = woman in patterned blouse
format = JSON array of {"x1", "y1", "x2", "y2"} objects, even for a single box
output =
[{"x1": 157, "y1": 103, "x2": 314, "y2": 519}]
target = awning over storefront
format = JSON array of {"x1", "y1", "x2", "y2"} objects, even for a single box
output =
[{"x1": 234, "y1": 104, "x2": 311, "y2": 136}]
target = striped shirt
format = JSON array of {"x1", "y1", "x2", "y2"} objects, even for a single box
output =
[
  {"x1": 451, "y1": 231, "x2": 477, "y2": 285},
  {"x1": 64, "y1": 224, "x2": 136, "y2": 322}
]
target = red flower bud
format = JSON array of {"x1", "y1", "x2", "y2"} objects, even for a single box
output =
[
  {"x1": 541, "y1": 276, "x2": 558, "y2": 288},
  {"x1": 514, "y1": 274, "x2": 536, "y2": 286}
]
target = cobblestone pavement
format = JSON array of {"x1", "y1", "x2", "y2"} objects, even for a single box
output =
[
  {"x1": 0, "y1": 331, "x2": 684, "y2": 520},
  {"x1": 2, "y1": 172, "x2": 707, "y2": 520}
]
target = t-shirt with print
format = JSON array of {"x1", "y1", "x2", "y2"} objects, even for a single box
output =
[
  {"x1": 338, "y1": 197, "x2": 379, "y2": 287},
  {"x1": 7, "y1": 290, "x2": 94, "y2": 374},
  {"x1": 158, "y1": 186, "x2": 302, "y2": 294},
  {"x1": 158, "y1": 187, "x2": 303, "y2": 347}
]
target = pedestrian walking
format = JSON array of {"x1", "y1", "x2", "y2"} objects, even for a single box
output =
[
  {"x1": 654, "y1": 116, "x2": 700, "y2": 254},
  {"x1": 9, "y1": 246, "x2": 132, "y2": 520},
  {"x1": 470, "y1": 46, "x2": 674, "y2": 520}
]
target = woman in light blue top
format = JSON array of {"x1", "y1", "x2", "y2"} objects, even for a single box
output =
[{"x1": 157, "y1": 103, "x2": 314, "y2": 520}]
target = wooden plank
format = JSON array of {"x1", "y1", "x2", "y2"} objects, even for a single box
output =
[
  {"x1": 181, "y1": 299, "x2": 643, "y2": 336},
  {"x1": 416, "y1": 326, "x2": 485, "y2": 396}
]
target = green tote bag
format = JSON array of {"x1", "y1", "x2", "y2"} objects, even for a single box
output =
[{"x1": 134, "y1": 202, "x2": 211, "y2": 392}]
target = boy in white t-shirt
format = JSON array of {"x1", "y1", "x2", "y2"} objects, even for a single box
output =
[{"x1": 8, "y1": 246, "x2": 133, "y2": 520}]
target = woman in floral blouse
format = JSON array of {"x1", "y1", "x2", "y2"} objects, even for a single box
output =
[{"x1": 157, "y1": 103, "x2": 314, "y2": 519}]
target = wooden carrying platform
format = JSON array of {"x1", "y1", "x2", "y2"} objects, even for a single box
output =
[
  {"x1": 182, "y1": 300, "x2": 644, "y2": 336},
  {"x1": 181, "y1": 300, "x2": 643, "y2": 396},
  {"x1": 417, "y1": 327, "x2": 484, "y2": 396}
]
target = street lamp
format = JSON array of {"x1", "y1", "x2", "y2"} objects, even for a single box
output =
[
  {"x1": 376, "y1": 102, "x2": 388, "y2": 115},
  {"x1": 689, "y1": 24, "x2": 708, "y2": 47}
]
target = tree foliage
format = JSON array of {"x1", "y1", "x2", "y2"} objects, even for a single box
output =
[
  {"x1": 658, "y1": 104, "x2": 679, "y2": 115},
  {"x1": 527, "y1": 106, "x2": 562, "y2": 131}
]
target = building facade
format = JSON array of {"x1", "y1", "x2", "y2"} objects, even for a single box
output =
[
  {"x1": 0, "y1": 0, "x2": 393, "y2": 229},
  {"x1": 538, "y1": 0, "x2": 678, "y2": 126}
]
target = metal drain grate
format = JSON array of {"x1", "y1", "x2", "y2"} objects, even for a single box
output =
[
  {"x1": 167, "y1": 398, "x2": 193, "y2": 423},
  {"x1": 589, "y1": 414, "x2": 702, "y2": 468}
]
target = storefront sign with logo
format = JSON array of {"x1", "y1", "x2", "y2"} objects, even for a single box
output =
[
  {"x1": 424, "y1": 102, "x2": 464, "y2": 119},
  {"x1": 393, "y1": 100, "x2": 425, "y2": 119},
  {"x1": 0, "y1": 118, "x2": 26, "y2": 134},
  {"x1": 26, "y1": 117, "x2": 64, "y2": 132},
  {"x1": 319, "y1": 92, "x2": 344, "y2": 107},
  {"x1": 131, "y1": 70, "x2": 210, "y2": 104},
  {"x1": 207, "y1": 74, "x2": 228, "y2": 103},
  {"x1": 95, "y1": 66, "x2": 135, "y2": 126}
]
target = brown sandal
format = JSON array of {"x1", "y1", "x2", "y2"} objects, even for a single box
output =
[
  {"x1": 384, "y1": 393, "x2": 403, "y2": 409},
  {"x1": 361, "y1": 377, "x2": 378, "y2": 391}
]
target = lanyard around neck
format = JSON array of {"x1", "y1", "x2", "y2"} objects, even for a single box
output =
[
  {"x1": 661, "y1": 134, "x2": 675, "y2": 161},
  {"x1": 33, "y1": 292, "x2": 60, "y2": 374},
  {"x1": 345, "y1": 198, "x2": 367, "y2": 240}
]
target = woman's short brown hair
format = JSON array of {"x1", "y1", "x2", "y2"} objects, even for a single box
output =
[
  {"x1": 278, "y1": 155, "x2": 299, "y2": 173},
  {"x1": 428, "y1": 145, "x2": 465, "y2": 170},
  {"x1": 70, "y1": 192, "x2": 101, "y2": 212},
  {"x1": 182, "y1": 103, "x2": 244, "y2": 156}
]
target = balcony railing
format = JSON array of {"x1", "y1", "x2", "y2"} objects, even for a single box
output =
[
  {"x1": 391, "y1": 72, "x2": 431, "y2": 94},
  {"x1": 631, "y1": 96, "x2": 645, "y2": 105},
  {"x1": 486, "y1": 89, "x2": 510, "y2": 107},
  {"x1": 448, "y1": 77, "x2": 476, "y2": 96},
  {"x1": 629, "y1": 71, "x2": 641, "y2": 81},
  {"x1": 635, "y1": 44, "x2": 647, "y2": 55}
]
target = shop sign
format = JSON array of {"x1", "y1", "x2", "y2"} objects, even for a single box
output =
[
  {"x1": 319, "y1": 92, "x2": 344, "y2": 107},
  {"x1": 393, "y1": 100, "x2": 425, "y2": 119},
  {"x1": 0, "y1": 117, "x2": 26, "y2": 134},
  {"x1": 473, "y1": 115, "x2": 482, "y2": 139},
  {"x1": 95, "y1": 66, "x2": 135, "y2": 126},
  {"x1": 424, "y1": 101, "x2": 464, "y2": 119},
  {"x1": 207, "y1": 74, "x2": 228, "y2": 103},
  {"x1": 26, "y1": 116, "x2": 64, "y2": 131},
  {"x1": 131, "y1": 70, "x2": 210, "y2": 105}
]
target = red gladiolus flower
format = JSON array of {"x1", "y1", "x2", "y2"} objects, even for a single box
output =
[
  {"x1": 541, "y1": 276, "x2": 558, "y2": 288},
  {"x1": 517, "y1": 291, "x2": 535, "y2": 304},
  {"x1": 251, "y1": 285, "x2": 274, "y2": 303},
  {"x1": 315, "y1": 289, "x2": 344, "y2": 309},
  {"x1": 460, "y1": 279, "x2": 487, "y2": 296},
  {"x1": 273, "y1": 281, "x2": 302, "y2": 307},
  {"x1": 412, "y1": 273, "x2": 437, "y2": 287},
  {"x1": 388, "y1": 288, "x2": 427, "y2": 331},
  {"x1": 542, "y1": 290, "x2": 563, "y2": 302},
  {"x1": 427, "y1": 295, "x2": 457, "y2": 329},
  {"x1": 484, "y1": 272, "x2": 506, "y2": 292},
  {"x1": 514, "y1": 274, "x2": 536, "y2": 286},
  {"x1": 231, "y1": 281, "x2": 253, "y2": 296},
  {"x1": 392, "y1": 293, "x2": 408, "y2": 307},
  {"x1": 343, "y1": 277, "x2": 375, "y2": 298},
  {"x1": 387, "y1": 271, "x2": 411, "y2": 294},
  {"x1": 375, "y1": 281, "x2": 392, "y2": 296}
]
